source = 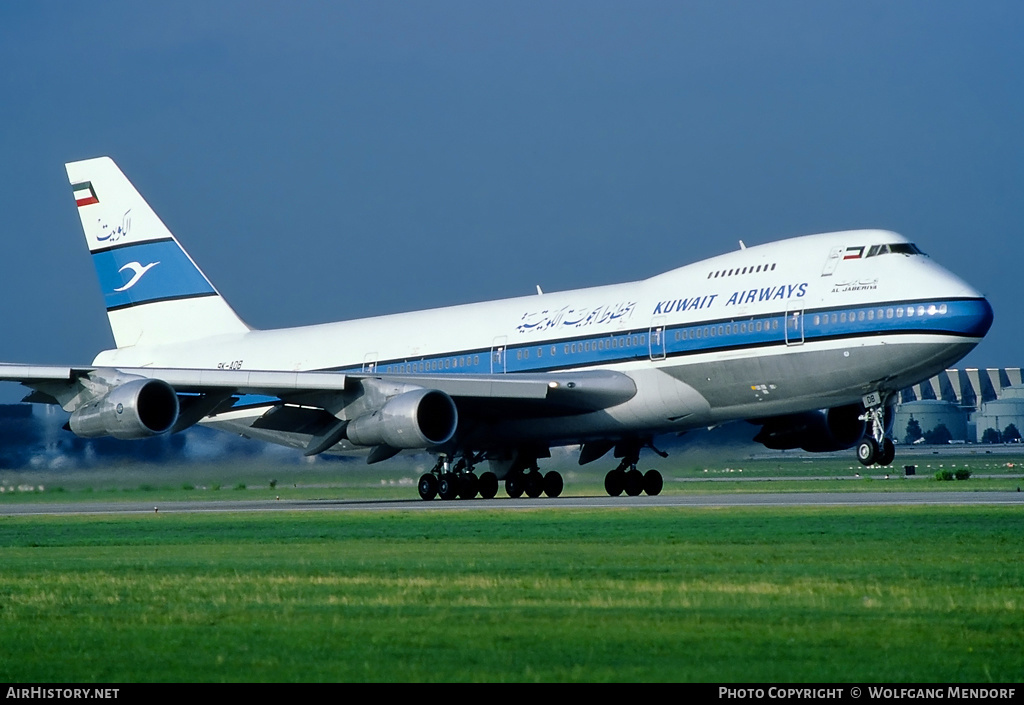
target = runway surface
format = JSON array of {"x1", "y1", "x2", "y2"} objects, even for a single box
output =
[{"x1": 2, "y1": 491, "x2": 1022, "y2": 516}]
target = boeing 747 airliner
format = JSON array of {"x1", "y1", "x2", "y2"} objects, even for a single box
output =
[{"x1": 0, "y1": 157, "x2": 993, "y2": 500}]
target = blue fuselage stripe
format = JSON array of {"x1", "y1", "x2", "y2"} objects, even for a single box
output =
[
  {"x1": 336, "y1": 297, "x2": 993, "y2": 376},
  {"x1": 228, "y1": 297, "x2": 991, "y2": 410}
]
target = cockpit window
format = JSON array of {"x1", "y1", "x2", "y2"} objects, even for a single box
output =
[
  {"x1": 866, "y1": 243, "x2": 925, "y2": 257},
  {"x1": 890, "y1": 243, "x2": 924, "y2": 255}
]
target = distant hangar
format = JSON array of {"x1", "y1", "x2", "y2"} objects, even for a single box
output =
[{"x1": 894, "y1": 368, "x2": 1024, "y2": 443}]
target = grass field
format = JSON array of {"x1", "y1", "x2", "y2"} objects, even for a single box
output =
[{"x1": 1, "y1": 504, "x2": 1021, "y2": 682}]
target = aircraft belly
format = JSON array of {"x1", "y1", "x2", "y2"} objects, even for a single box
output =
[
  {"x1": 463, "y1": 367, "x2": 713, "y2": 445},
  {"x1": 659, "y1": 337, "x2": 979, "y2": 421}
]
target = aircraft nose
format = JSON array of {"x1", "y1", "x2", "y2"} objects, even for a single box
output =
[
  {"x1": 968, "y1": 297, "x2": 995, "y2": 338},
  {"x1": 933, "y1": 264, "x2": 993, "y2": 338},
  {"x1": 947, "y1": 295, "x2": 994, "y2": 340}
]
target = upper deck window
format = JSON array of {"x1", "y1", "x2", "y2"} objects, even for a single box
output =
[{"x1": 708, "y1": 262, "x2": 778, "y2": 279}]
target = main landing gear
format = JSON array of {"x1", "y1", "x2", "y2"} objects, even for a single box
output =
[
  {"x1": 417, "y1": 454, "x2": 563, "y2": 501},
  {"x1": 603, "y1": 444, "x2": 663, "y2": 497},
  {"x1": 855, "y1": 394, "x2": 895, "y2": 467},
  {"x1": 418, "y1": 454, "x2": 499, "y2": 501},
  {"x1": 504, "y1": 463, "x2": 564, "y2": 499}
]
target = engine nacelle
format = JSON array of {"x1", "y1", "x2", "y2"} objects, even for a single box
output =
[
  {"x1": 346, "y1": 388, "x2": 457, "y2": 449},
  {"x1": 752, "y1": 403, "x2": 866, "y2": 452},
  {"x1": 69, "y1": 378, "x2": 180, "y2": 440}
]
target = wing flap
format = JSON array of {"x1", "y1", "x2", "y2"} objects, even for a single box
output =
[
  {"x1": 0, "y1": 364, "x2": 74, "y2": 382},
  {"x1": 118, "y1": 368, "x2": 351, "y2": 395}
]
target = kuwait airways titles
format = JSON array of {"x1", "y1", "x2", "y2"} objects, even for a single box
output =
[{"x1": 653, "y1": 281, "x2": 807, "y2": 315}]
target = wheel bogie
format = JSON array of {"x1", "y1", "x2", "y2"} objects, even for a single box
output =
[
  {"x1": 856, "y1": 436, "x2": 897, "y2": 467},
  {"x1": 605, "y1": 466, "x2": 663, "y2": 497},
  {"x1": 418, "y1": 455, "x2": 564, "y2": 501}
]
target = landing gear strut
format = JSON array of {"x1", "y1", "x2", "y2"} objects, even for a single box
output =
[{"x1": 856, "y1": 394, "x2": 895, "y2": 467}]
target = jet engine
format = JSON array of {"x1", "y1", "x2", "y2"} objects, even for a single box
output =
[
  {"x1": 69, "y1": 378, "x2": 180, "y2": 439},
  {"x1": 752, "y1": 403, "x2": 866, "y2": 452},
  {"x1": 346, "y1": 388, "x2": 457, "y2": 449}
]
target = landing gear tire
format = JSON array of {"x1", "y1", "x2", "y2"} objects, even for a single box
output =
[
  {"x1": 417, "y1": 473, "x2": 438, "y2": 501},
  {"x1": 458, "y1": 473, "x2": 479, "y2": 500},
  {"x1": 605, "y1": 469, "x2": 625, "y2": 497},
  {"x1": 624, "y1": 468, "x2": 644, "y2": 496},
  {"x1": 524, "y1": 472, "x2": 544, "y2": 498},
  {"x1": 438, "y1": 473, "x2": 460, "y2": 500},
  {"x1": 643, "y1": 470, "x2": 663, "y2": 496},
  {"x1": 543, "y1": 471, "x2": 563, "y2": 498},
  {"x1": 877, "y1": 438, "x2": 895, "y2": 467},
  {"x1": 505, "y1": 473, "x2": 524, "y2": 498},
  {"x1": 857, "y1": 438, "x2": 878, "y2": 467},
  {"x1": 478, "y1": 472, "x2": 499, "y2": 499}
]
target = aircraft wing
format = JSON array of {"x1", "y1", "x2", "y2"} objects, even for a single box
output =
[
  {"x1": 0, "y1": 364, "x2": 634, "y2": 410},
  {"x1": 0, "y1": 364, "x2": 636, "y2": 455},
  {"x1": 0, "y1": 364, "x2": 350, "y2": 395}
]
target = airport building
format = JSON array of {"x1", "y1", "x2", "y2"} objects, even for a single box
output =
[{"x1": 894, "y1": 368, "x2": 1024, "y2": 443}]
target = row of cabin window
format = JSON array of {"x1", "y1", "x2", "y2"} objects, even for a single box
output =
[
  {"x1": 512, "y1": 334, "x2": 651, "y2": 361},
  {"x1": 673, "y1": 318, "x2": 781, "y2": 342},
  {"x1": 706, "y1": 262, "x2": 778, "y2": 279},
  {"x1": 386, "y1": 355, "x2": 482, "y2": 373},
  {"x1": 812, "y1": 304, "x2": 947, "y2": 326}
]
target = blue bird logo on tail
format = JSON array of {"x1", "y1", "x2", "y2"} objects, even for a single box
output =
[{"x1": 114, "y1": 261, "x2": 160, "y2": 292}]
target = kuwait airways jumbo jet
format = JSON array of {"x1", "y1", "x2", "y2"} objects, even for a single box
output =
[{"x1": 0, "y1": 157, "x2": 993, "y2": 500}]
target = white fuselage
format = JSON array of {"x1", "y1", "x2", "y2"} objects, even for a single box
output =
[{"x1": 91, "y1": 229, "x2": 992, "y2": 450}]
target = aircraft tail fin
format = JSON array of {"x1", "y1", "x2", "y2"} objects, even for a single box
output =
[{"x1": 65, "y1": 157, "x2": 251, "y2": 348}]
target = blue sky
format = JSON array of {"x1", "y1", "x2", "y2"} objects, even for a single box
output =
[{"x1": 0, "y1": 2, "x2": 1020, "y2": 394}]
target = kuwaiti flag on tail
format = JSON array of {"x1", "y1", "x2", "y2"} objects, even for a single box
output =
[{"x1": 72, "y1": 181, "x2": 99, "y2": 207}]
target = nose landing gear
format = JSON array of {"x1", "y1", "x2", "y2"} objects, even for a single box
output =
[{"x1": 856, "y1": 394, "x2": 895, "y2": 467}]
